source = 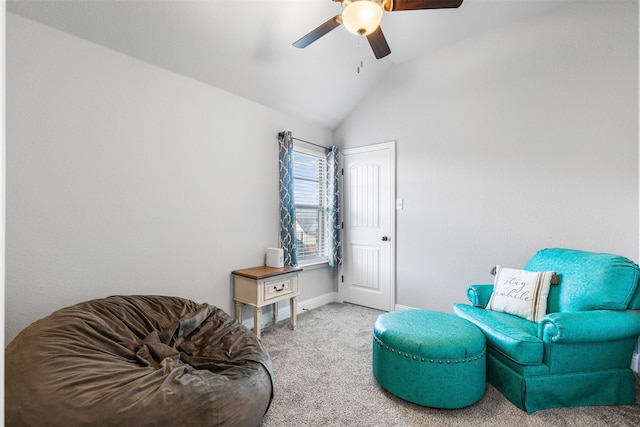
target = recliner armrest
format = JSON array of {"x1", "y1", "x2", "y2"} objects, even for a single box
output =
[
  {"x1": 538, "y1": 310, "x2": 640, "y2": 343},
  {"x1": 467, "y1": 284, "x2": 494, "y2": 308}
]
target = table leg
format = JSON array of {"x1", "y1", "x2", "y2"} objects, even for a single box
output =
[
  {"x1": 234, "y1": 301, "x2": 242, "y2": 323},
  {"x1": 290, "y1": 296, "x2": 297, "y2": 331},
  {"x1": 254, "y1": 307, "x2": 262, "y2": 339},
  {"x1": 273, "y1": 302, "x2": 278, "y2": 325}
]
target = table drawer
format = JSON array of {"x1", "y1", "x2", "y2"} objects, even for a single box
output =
[{"x1": 264, "y1": 277, "x2": 293, "y2": 301}]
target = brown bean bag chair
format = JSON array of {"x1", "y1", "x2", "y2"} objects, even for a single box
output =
[{"x1": 5, "y1": 295, "x2": 273, "y2": 426}]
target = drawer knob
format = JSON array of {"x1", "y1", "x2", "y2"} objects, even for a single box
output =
[{"x1": 274, "y1": 284, "x2": 286, "y2": 292}]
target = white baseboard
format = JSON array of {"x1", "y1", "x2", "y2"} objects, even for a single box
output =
[
  {"x1": 280, "y1": 291, "x2": 340, "y2": 319},
  {"x1": 240, "y1": 291, "x2": 340, "y2": 331},
  {"x1": 631, "y1": 337, "x2": 640, "y2": 373},
  {"x1": 394, "y1": 304, "x2": 417, "y2": 311}
]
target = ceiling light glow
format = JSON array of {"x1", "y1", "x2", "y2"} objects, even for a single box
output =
[{"x1": 342, "y1": 0, "x2": 383, "y2": 36}]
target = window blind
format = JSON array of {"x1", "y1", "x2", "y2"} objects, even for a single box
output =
[{"x1": 292, "y1": 147, "x2": 327, "y2": 263}]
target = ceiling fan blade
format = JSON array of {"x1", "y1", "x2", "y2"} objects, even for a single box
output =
[
  {"x1": 293, "y1": 15, "x2": 342, "y2": 48},
  {"x1": 366, "y1": 27, "x2": 391, "y2": 59},
  {"x1": 384, "y1": 0, "x2": 463, "y2": 12}
]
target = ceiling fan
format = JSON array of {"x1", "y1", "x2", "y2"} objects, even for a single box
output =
[{"x1": 293, "y1": 0, "x2": 464, "y2": 59}]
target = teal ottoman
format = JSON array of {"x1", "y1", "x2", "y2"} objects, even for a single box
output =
[{"x1": 372, "y1": 310, "x2": 486, "y2": 408}]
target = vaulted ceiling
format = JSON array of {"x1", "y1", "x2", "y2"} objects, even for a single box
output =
[{"x1": 7, "y1": 0, "x2": 569, "y2": 128}]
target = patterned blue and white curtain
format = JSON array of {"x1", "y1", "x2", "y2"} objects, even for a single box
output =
[
  {"x1": 278, "y1": 131, "x2": 298, "y2": 266},
  {"x1": 325, "y1": 146, "x2": 342, "y2": 267}
]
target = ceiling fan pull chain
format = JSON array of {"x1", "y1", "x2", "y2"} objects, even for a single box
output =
[{"x1": 356, "y1": 36, "x2": 365, "y2": 74}]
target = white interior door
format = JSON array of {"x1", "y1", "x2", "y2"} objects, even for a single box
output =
[{"x1": 341, "y1": 141, "x2": 395, "y2": 312}]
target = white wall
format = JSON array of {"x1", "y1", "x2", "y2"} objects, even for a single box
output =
[
  {"x1": 5, "y1": 13, "x2": 336, "y2": 344},
  {"x1": 335, "y1": 1, "x2": 639, "y2": 312}
]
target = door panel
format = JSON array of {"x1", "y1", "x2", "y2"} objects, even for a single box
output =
[{"x1": 341, "y1": 142, "x2": 395, "y2": 311}]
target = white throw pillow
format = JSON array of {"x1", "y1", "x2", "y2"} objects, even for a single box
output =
[{"x1": 486, "y1": 266, "x2": 555, "y2": 323}]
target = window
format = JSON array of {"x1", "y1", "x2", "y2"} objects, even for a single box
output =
[{"x1": 292, "y1": 143, "x2": 328, "y2": 265}]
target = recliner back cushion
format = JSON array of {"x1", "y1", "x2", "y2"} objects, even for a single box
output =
[{"x1": 524, "y1": 248, "x2": 640, "y2": 313}]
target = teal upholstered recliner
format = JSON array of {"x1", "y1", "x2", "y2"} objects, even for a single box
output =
[{"x1": 453, "y1": 248, "x2": 640, "y2": 413}]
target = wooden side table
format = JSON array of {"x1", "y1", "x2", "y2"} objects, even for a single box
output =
[{"x1": 232, "y1": 265, "x2": 302, "y2": 338}]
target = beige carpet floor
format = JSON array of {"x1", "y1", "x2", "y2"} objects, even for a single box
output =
[{"x1": 258, "y1": 302, "x2": 640, "y2": 427}]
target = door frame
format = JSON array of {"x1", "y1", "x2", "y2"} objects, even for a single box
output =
[{"x1": 339, "y1": 141, "x2": 396, "y2": 311}]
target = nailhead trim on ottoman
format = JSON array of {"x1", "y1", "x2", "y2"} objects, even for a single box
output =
[{"x1": 372, "y1": 310, "x2": 486, "y2": 408}]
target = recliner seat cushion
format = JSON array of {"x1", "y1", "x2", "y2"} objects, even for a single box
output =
[{"x1": 453, "y1": 304, "x2": 542, "y2": 365}]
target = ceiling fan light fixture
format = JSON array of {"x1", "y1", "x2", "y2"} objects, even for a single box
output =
[{"x1": 342, "y1": 0, "x2": 383, "y2": 36}]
